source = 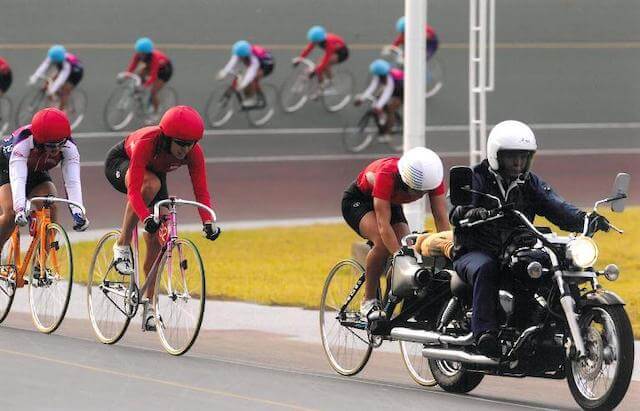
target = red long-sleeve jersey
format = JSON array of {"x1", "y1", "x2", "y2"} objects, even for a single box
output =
[
  {"x1": 124, "y1": 126, "x2": 212, "y2": 222},
  {"x1": 392, "y1": 25, "x2": 436, "y2": 47},
  {"x1": 126, "y1": 50, "x2": 170, "y2": 87},
  {"x1": 299, "y1": 33, "x2": 346, "y2": 74}
]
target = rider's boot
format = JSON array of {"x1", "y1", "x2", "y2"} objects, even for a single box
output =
[{"x1": 476, "y1": 330, "x2": 500, "y2": 358}]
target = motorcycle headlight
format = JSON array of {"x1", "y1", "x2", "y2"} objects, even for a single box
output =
[{"x1": 566, "y1": 236, "x2": 599, "y2": 268}]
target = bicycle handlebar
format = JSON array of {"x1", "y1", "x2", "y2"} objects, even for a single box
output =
[
  {"x1": 153, "y1": 198, "x2": 217, "y2": 223},
  {"x1": 117, "y1": 72, "x2": 142, "y2": 88},
  {"x1": 293, "y1": 57, "x2": 316, "y2": 71},
  {"x1": 27, "y1": 196, "x2": 86, "y2": 214}
]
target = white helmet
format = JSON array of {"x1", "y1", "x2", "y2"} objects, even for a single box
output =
[
  {"x1": 397, "y1": 147, "x2": 444, "y2": 191},
  {"x1": 487, "y1": 120, "x2": 537, "y2": 171}
]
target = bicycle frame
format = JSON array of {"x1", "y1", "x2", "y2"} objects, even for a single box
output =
[{"x1": 221, "y1": 71, "x2": 267, "y2": 112}]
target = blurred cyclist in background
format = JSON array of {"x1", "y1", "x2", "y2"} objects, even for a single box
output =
[
  {"x1": 29, "y1": 45, "x2": 84, "y2": 111},
  {"x1": 0, "y1": 57, "x2": 12, "y2": 96},
  {"x1": 125, "y1": 37, "x2": 173, "y2": 122},
  {"x1": 0, "y1": 108, "x2": 89, "y2": 252},
  {"x1": 354, "y1": 59, "x2": 403, "y2": 139},
  {"x1": 294, "y1": 25, "x2": 349, "y2": 98},
  {"x1": 104, "y1": 105, "x2": 219, "y2": 330},
  {"x1": 217, "y1": 40, "x2": 274, "y2": 108},
  {"x1": 390, "y1": 16, "x2": 439, "y2": 61}
]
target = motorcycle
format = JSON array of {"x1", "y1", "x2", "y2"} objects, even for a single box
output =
[{"x1": 321, "y1": 167, "x2": 634, "y2": 410}]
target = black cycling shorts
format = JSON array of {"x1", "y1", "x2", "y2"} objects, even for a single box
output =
[
  {"x1": 158, "y1": 61, "x2": 173, "y2": 82},
  {"x1": 341, "y1": 181, "x2": 407, "y2": 237},
  {"x1": 0, "y1": 154, "x2": 52, "y2": 194},
  {"x1": 104, "y1": 141, "x2": 168, "y2": 207},
  {"x1": 335, "y1": 46, "x2": 349, "y2": 63},
  {"x1": 0, "y1": 70, "x2": 12, "y2": 93},
  {"x1": 67, "y1": 66, "x2": 83, "y2": 86},
  {"x1": 260, "y1": 60, "x2": 274, "y2": 77}
]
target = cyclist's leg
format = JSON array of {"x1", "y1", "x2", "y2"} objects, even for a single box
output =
[
  {"x1": 141, "y1": 172, "x2": 168, "y2": 300},
  {"x1": 0, "y1": 184, "x2": 16, "y2": 249},
  {"x1": 58, "y1": 83, "x2": 73, "y2": 111},
  {"x1": 117, "y1": 169, "x2": 162, "y2": 247},
  {"x1": 151, "y1": 62, "x2": 172, "y2": 112},
  {"x1": 385, "y1": 97, "x2": 402, "y2": 133}
]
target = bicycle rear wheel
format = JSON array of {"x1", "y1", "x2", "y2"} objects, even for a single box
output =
[
  {"x1": 103, "y1": 84, "x2": 137, "y2": 131},
  {"x1": 385, "y1": 111, "x2": 403, "y2": 152},
  {"x1": 279, "y1": 67, "x2": 310, "y2": 113},
  {"x1": 0, "y1": 96, "x2": 11, "y2": 135},
  {"x1": 29, "y1": 223, "x2": 72, "y2": 334},
  {"x1": 154, "y1": 238, "x2": 205, "y2": 356},
  {"x1": 16, "y1": 88, "x2": 46, "y2": 127},
  {"x1": 246, "y1": 84, "x2": 277, "y2": 127},
  {"x1": 0, "y1": 234, "x2": 18, "y2": 324},
  {"x1": 66, "y1": 88, "x2": 87, "y2": 130},
  {"x1": 343, "y1": 112, "x2": 375, "y2": 153},
  {"x1": 87, "y1": 230, "x2": 133, "y2": 344},
  {"x1": 319, "y1": 259, "x2": 373, "y2": 376},
  {"x1": 425, "y1": 58, "x2": 444, "y2": 99},
  {"x1": 321, "y1": 70, "x2": 354, "y2": 113},
  {"x1": 205, "y1": 85, "x2": 236, "y2": 128}
]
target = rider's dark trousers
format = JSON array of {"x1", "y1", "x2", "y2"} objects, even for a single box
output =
[{"x1": 453, "y1": 250, "x2": 500, "y2": 336}]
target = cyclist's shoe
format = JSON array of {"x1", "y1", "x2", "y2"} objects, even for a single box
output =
[
  {"x1": 360, "y1": 299, "x2": 386, "y2": 322},
  {"x1": 112, "y1": 244, "x2": 134, "y2": 276},
  {"x1": 241, "y1": 96, "x2": 258, "y2": 108},
  {"x1": 142, "y1": 300, "x2": 157, "y2": 332},
  {"x1": 378, "y1": 134, "x2": 392, "y2": 143}
]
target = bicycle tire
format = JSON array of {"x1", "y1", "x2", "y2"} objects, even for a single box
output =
[
  {"x1": 321, "y1": 69, "x2": 354, "y2": 113},
  {"x1": 279, "y1": 66, "x2": 310, "y2": 113},
  {"x1": 246, "y1": 84, "x2": 277, "y2": 127},
  {"x1": 66, "y1": 88, "x2": 88, "y2": 130},
  {"x1": 15, "y1": 88, "x2": 46, "y2": 127},
  {"x1": 156, "y1": 86, "x2": 179, "y2": 117},
  {"x1": 103, "y1": 84, "x2": 137, "y2": 131},
  {"x1": 0, "y1": 96, "x2": 12, "y2": 135},
  {"x1": 0, "y1": 234, "x2": 18, "y2": 324},
  {"x1": 87, "y1": 230, "x2": 133, "y2": 344},
  {"x1": 343, "y1": 111, "x2": 375, "y2": 153},
  {"x1": 425, "y1": 58, "x2": 444, "y2": 99},
  {"x1": 385, "y1": 111, "x2": 403, "y2": 152},
  {"x1": 154, "y1": 238, "x2": 205, "y2": 356},
  {"x1": 319, "y1": 259, "x2": 373, "y2": 376},
  {"x1": 29, "y1": 223, "x2": 72, "y2": 334},
  {"x1": 205, "y1": 85, "x2": 236, "y2": 128},
  {"x1": 400, "y1": 339, "x2": 438, "y2": 386}
]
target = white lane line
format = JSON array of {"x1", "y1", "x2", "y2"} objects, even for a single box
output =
[
  {"x1": 77, "y1": 147, "x2": 640, "y2": 167},
  {"x1": 72, "y1": 122, "x2": 640, "y2": 139}
]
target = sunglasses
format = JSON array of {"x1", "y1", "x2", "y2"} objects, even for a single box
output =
[
  {"x1": 42, "y1": 138, "x2": 68, "y2": 149},
  {"x1": 172, "y1": 138, "x2": 195, "y2": 148}
]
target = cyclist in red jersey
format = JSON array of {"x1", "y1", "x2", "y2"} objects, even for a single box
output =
[
  {"x1": 294, "y1": 26, "x2": 349, "y2": 96},
  {"x1": 341, "y1": 147, "x2": 449, "y2": 319},
  {"x1": 104, "y1": 105, "x2": 220, "y2": 330},
  {"x1": 391, "y1": 17, "x2": 439, "y2": 60},
  {"x1": 0, "y1": 57, "x2": 12, "y2": 96},
  {"x1": 126, "y1": 37, "x2": 173, "y2": 121}
]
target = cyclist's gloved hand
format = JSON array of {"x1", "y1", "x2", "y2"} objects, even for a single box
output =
[
  {"x1": 14, "y1": 209, "x2": 29, "y2": 227},
  {"x1": 143, "y1": 215, "x2": 161, "y2": 234},
  {"x1": 216, "y1": 70, "x2": 226, "y2": 81},
  {"x1": 463, "y1": 207, "x2": 489, "y2": 223},
  {"x1": 72, "y1": 212, "x2": 90, "y2": 232},
  {"x1": 291, "y1": 57, "x2": 301, "y2": 66},
  {"x1": 308, "y1": 70, "x2": 317, "y2": 79},
  {"x1": 588, "y1": 211, "x2": 610, "y2": 233},
  {"x1": 28, "y1": 75, "x2": 38, "y2": 86},
  {"x1": 353, "y1": 95, "x2": 363, "y2": 106},
  {"x1": 203, "y1": 223, "x2": 221, "y2": 241}
]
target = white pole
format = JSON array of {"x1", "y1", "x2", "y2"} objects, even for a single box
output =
[{"x1": 403, "y1": 0, "x2": 427, "y2": 232}]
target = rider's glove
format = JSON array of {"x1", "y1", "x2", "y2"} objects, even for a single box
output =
[
  {"x1": 308, "y1": 70, "x2": 317, "y2": 79},
  {"x1": 143, "y1": 215, "x2": 161, "y2": 234},
  {"x1": 203, "y1": 223, "x2": 221, "y2": 241},
  {"x1": 463, "y1": 207, "x2": 489, "y2": 223},
  {"x1": 72, "y1": 212, "x2": 90, "y2": 232},
  {"x1": 291, "y1": 57, "x2": 301, "y2": 67},
  {"x1": 588, "y1": 212, "x2": 610, "y2": 233},
  {"x1": 216, "y1": 70, "x2": 226, "y2": 81},
  {"x1": 28, "y1": 75, "x2": 37, "y2": 86},
  {"x1": 14, "y1": 209, "x2": 29, "y2": 227}
]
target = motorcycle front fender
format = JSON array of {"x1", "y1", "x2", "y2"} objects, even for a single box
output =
[{"x1": 580, "y1": 290, "x2": 625, "y2": 308}]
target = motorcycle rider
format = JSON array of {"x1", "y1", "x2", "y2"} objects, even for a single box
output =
[{"x1": 450, "y1": 120, "x2": 611, "y2": 357}]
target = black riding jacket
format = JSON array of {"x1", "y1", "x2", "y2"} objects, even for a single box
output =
[{"x1": 450, "y1": 160, "x2": 586, "y2": 259}]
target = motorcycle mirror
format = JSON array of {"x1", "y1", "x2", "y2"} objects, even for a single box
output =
[
  {"x1": 610, "y1": 173, "x2": 630, "y2": 213},
  {"x1": 449, "y1": 166, "x2": 473, "y2": 206}
]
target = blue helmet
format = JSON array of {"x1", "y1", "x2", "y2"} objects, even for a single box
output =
[
  {"x1": 396, "y1": 16, "x2": 406, "y2": 33},
  {"x1": 135, "y1": 37, "x2": 154, "y2": 54},
  {"x1": 232, "y1": 40, "x2": 252, "y2": 58},
  {"x1": 307, "y1": 26, "x2": 327, "y2": 43},
  {"x1": 369, "y1": 59, "x2": 391, "y2": 77},
  {"x1": 48, "y1": 45, "x2": 66, "y2": 63}
]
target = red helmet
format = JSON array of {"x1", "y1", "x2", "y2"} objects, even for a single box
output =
[
  {"x1": 159, "y1": 106, "x2": 204, "y2": 142},
  {"x1": 31, "y1": 108, "x2": 71, "y2": 144}
]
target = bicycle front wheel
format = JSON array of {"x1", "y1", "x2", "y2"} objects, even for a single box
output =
[
  {"x1": 16, "y1": 89, "x2": 46, "y2": 127},
  {"x1": 385, "y1": 111, "x2": 403, "y2": 152},
  {"x1": 342, "y1": 112, "x2": 375, "y2": 153},
  {"x1": 0, "y1": 233, "x2": 18, "y2": 324},
  {"x1": 321, "y1": 70, "x2": 354, "y2": 113},
  {"x1": 87, "y1": 231, "x2": 133, "y2": 344},
  {"x1": 400, "y1": 340, "x2": 438, "y2": 386},
  {"x1": 205, "y1": 86, "x2": 236, "y2": 128},
  {"x1": 28, "y1": 223, "x2": 72, "y2": 334},
  {"x1": 319, "y1": 259, "x2": 373, "y2": 376},
  {"x1": 154, "y1": 238, "x2": 205, "y2": 356},
  {"x1": 66, "y1": 88, "x2": 87, "y2": 130},
  {"x1": 246, "y1": 84, "x2": 277, "y2": 127},
  {"x1": 425, "y1": 58, "x2": 444, "y2": 99},
  {"x1": 103, "y1": 85, "x2": 137, "y2": 131},
  {"x1": 279, "y1": 67, "x2": 310, "y2": 113},
  {"x1": 0, "y1": 96, "x2": 12, "y2": 135}
]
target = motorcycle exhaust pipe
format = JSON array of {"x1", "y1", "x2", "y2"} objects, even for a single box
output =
[
  {"x1": 390, "y1": 327, "x2": 474, "y2": 346},
  {"x1": 422, "y1": 347, "x2": 499, "y2": 366}
]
